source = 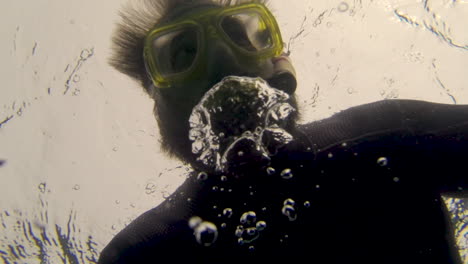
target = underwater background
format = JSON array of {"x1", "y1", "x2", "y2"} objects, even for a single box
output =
[{"x1": 0, "y1": 0, "x2": 467, "y2": 263}]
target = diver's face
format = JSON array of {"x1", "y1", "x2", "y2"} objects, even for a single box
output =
[{"x1": 153, "y1": 3, "x2": 297, "y2": 107}]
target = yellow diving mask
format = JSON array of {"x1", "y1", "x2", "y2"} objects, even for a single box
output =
[{"x1": 143, "y1": 2, "x2": 284, "y2": 88}]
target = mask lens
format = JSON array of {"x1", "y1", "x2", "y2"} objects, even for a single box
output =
[
  {"x1": 151, "y1": 26, "x2": 199, "y2": 76},
  {"x1": 221, "y1": 12, "x2": 273, "y2": 52}
]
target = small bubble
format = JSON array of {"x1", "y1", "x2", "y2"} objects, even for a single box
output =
[
  {"x1": 238, "y1": 238, "x2": 245, "y2": 245},
  {"x1": 130, "y1": 203, "x2": 136, "y2": 208},
  {"x1": 112, "y1": 147, "x2": 118, "y2": 152},
  {"x1": 283, "y1": 198, "x2": 295, "y2": 206},
  {"x1": 189, "y1": 216, "x2": 202, "y2": 229},
  {"x1": 212, "y1": 186, "x2": 219, "y2": 192},
  {"x1": 316, "y1": 185, "x2": 321, "y2": 189},
  {"x1": 38, "y1": 183, "x2": 46, "y2": 193},
  {"x1": 73, "y1": 89, "x2": 80, "y2": 96},
  {"x1": 327, "y1": 22, "x2": 333, "y2": 28},
  {"x1": 377, "y1": 157, "x2": 389, "y2": 167},
  {"x1": 235, "y1": 226, "x2": 244, "y2": 237},
  {"x1": 238, "y1": 151, "x2": 245, "y2": 157},
  {"x1": 187, "y1": 198, "x2": 192, "y2": 202},
  {"x1": 111, "y1": 225, "x2": 116, "y2": 230},
  {"x1": 213, "y1": 205, "x2": 218, "y2": 210},
  {"x1": 221, "y1": 223, "x2": 227, "y2": 228},
  {"x1": 256, "y1": 221, "x2": 267, "y2": 231},
  {"x1": 115, "y1": 200, "x2": 120, "y2": 204},
  {"x1": 145, "y1": 183, "x2": 156, "y2": 195},
  {"x1": 193, "y1": 221, "x2": 218, "y2": 247},
  {"x1": 280, "y1": 168, "x2": 293, "y2": 180},
  {"x1": 267, "y1": 167, "x2": 276, "y2": 176},
  {"x1": 240, "y1": 211, "x2": 257, "y2": 225},
  {"x1": 347, "y1": 87, "x2": 355, "y2": 94},
  {"x1": 246, "y1": 227, "x2": 257, "y2": 236},
  {"x1": 304, "y1": 201, "x2": 311, "y2": 208},
  {"x1": 197, "y1": 172, "x2": 208, "y2": 181},
  {"x1": 221, "y1": 175, "x2": 228, "y2": 182},
  {"x1": 341, "y1": 142, "x2": 348, "y2": 147},
  {"x1": 338, "y1": 2, "x2": 349, "y2": 12},
  {"x1": 73, "y1": 75, "x2": 80, "y2": 83},
  {"x1": 393, "y1": 177, "x2": 400, "y2": 183},
  {"x1": 73, "y1": 184, "x2": 80, "y2": 190},
  {"x1": 249, "y1": 245, "x2": 255, "y2": 252},
  {"x1": 328, "y1": 153, "x2": 334, "y2": 159},
  {"x1": 282, "y1": 205, "x2": 297, "y2": 221},
  {"x1": 81, "y1": 49, "x2": 91, "y2": 59}
]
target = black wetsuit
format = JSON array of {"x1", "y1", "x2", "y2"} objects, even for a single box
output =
[{"x1": 98, "y1": 100, "x2": 468, "y2": 264}]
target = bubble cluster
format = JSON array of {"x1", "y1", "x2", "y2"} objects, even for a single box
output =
[
  {"x1": 188, "y1": 76, "x2": 296, "y2": 172},
  {"x1": 189, "y1": 217, "x2": 218, "y2": 247},
  {"x1": 282, "y1": 198, "x2": 297, "y2": 221},
  {"x1": 236, "y1": 211, "x2": 267, "y2": 246}
]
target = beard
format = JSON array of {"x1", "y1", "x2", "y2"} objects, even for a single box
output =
[{"x1": 154, "y1": 76, "x2": 299, "y2": 172}]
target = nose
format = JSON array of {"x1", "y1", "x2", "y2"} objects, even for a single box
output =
[{"x1": 266, "y1": 55, "x2": 297, "y2": 94}]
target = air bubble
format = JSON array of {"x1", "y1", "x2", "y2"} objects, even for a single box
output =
[
  {"x1": 328, "y1": 153, "x2": 334, "y2": 159},
  {"x1": 221, "y1": 175, "x2": 228, "y2": 182},
  {"x1": 304, "y1": 201, "x2": 311, "y2": 208},
  {"x1": 256, "y1": 221, "x2": 267, "y2": 231},
  {"x1": 188, "y1": 76, "x2": 295, "y2": 172},
  {"x1": 283, "y1": 198, "x2": 295, "y2": 206},
  {"x1": 377, "y1": 157, "x2": 388, "y2": 167},
  {"x1": 73, "y1": 184, "x2": 80, "y2": 190},
  {"x1": 197, "y1": 172, "x2": 208, "y2": 181},
  {"x1": 338, "y1": 2, "x2": 349, "y2": 12},
  {"x1": 246, "y1": 227, "x2": 257, "y2": 236},
  {"x1": 393, "y1": 177, "x2": 400, "y2": 183},
  {"x1": 145, "y1": 183, "x2": 156, "y2": 194},
  {"x1": 282, "y1": 205, "x2": 297, "y2": 221},
  {"x1": 193, "y1": 221, "x2": 218, "y2": 247},
  {"x1": 235, "y1": 226, "x2": 244, "y2": 237},
  {"x1": 266, "y1": 167, "x2": 276, "y2": 175},
  {"x1": 280, "y1": 168, "x2": 293, "y2": 180},
  {"x1": 240, "y1": 211, "x2": 257, "y2": 225},
  {"x1": 249, "y1": 245, "x2": 255, "y2": 252},
  {"x1": 212, "y1": 186, "x2": 219, "y2": 192},
  {"x1": 189, "y1": 216, "x2": 202, "y2": 229},
  {"x1": 38, "y1": 183, "x2": 46, "y2": 193}
]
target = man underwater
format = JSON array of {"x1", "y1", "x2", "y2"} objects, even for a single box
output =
[{"x1": 99, "y1": 1, "x2": 468, "y2": 263}]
